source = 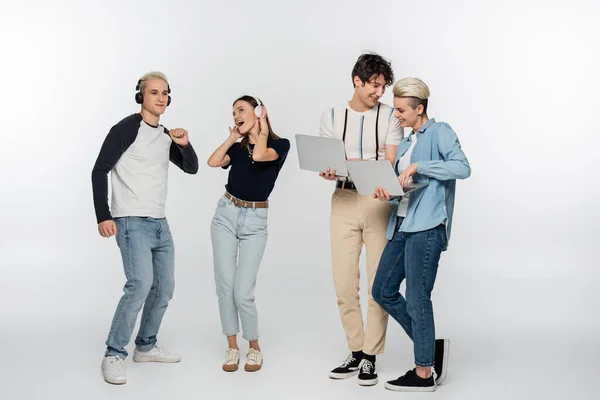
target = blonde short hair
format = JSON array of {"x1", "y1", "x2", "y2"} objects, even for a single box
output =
[
  {"x1": 138, "y1": 71, "x2": 169, "y2": 94},
  {"x1": 393, "y1": 77, "x2": 430, "y2": 99},
  {"x1": 393, "y1": 77, "x2": 430, "y2": 112}
]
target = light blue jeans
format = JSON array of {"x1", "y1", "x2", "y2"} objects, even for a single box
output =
[
  {"x1": 210, "y1": 195, "x2": 268, "y2": 341},
  {"x1": 105, "y1": 217, "x2": 175, "y2": 359}
]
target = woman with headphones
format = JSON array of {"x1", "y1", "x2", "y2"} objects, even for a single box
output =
[{"x1": 207, "y1": 95, "x2": 290, "y2": 373}]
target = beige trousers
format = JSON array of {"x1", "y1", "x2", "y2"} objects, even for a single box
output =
[{"x1": 330, "y1": 188, "x2": 393, "y2": 355}]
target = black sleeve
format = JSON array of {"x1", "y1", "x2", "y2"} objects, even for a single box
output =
[
  {"x1": 221, "y1": 143, "x2": 238, "y2": 170},
  {"x1": 91, "y1": 115, "x2": 140, "y2": 224},
  {"x1": 167, "y1": 136, "x2": 199, "y2": 174},
  {"x1": 270, "y1": 138, "x2": 291, "y2": 163}
]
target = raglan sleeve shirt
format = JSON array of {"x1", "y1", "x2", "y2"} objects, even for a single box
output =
[
  {"x1": 91, "y1": 116, "x2": 200, "y2": 225},
  {"x1": 91, "y1": 119, "x2": 139, "y2": 224},
  {"x1": 163, "y1": 126, "x2": 199, "y2": 174}
]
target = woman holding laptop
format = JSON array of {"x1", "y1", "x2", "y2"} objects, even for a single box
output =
[
  {"x1": 370, "y1": 78, "x2": 471, "y2": 392},
  {"x1": 206, "y1": 95, "x2": 290, "y2": 373}
]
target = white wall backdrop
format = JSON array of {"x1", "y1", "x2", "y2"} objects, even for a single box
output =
[{"x1": 0, "y1": 0, "x2": 598, "y2": 399}]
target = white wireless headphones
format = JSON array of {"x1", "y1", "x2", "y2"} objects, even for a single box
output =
[{"x1": 252, "y1": 96, "x2": 263, "y2": 118}]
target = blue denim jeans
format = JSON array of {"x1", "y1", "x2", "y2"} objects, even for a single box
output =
[
  {"x1": 210, "y1": 196, "x2": 268, "y2": 341},
  {"x1": 105, "y1": 217, "x2": 175, "y2": 359},
  {"x1": 372, "y1": 217, "x2": 447, "y2": 367}
]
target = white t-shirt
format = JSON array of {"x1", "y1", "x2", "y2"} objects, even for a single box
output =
[
  {"x1": 91, "y1": 113, "x2": 199, "y2": 224},
  {"x1": 319, "y1": 102, "x2": 403, "y2": 178},
  {"x1": 396, "y1": 134, "x2": 417, "y2": 217}
]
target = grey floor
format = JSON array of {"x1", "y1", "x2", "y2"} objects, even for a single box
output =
[{"x1": 2, "y1": 260, "x2": 597, "y2": 400}]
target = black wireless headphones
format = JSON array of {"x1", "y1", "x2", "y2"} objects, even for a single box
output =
[{"x1": 135, "y1": 78, "x2": 171, "y2": 106}]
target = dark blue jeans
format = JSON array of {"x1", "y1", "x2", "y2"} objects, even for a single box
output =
[{"x1": 372, "y1": 217, "x2": 447, "y2": 367}]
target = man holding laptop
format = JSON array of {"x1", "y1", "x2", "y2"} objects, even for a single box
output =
[{"x1": 317, "y1": 52, "x2": 403, "y2": 386}]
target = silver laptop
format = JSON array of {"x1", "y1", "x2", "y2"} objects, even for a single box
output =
[
  {"x1": 295, "y1": 134, "x2": 348, "y2": 177},
  {"x1": 345, "y1": 160, "x2": 428, "y2": 196}
]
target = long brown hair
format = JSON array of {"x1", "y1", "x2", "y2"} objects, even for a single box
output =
[{"x1": 233, "y1": 95, "x2": 280, "y2": 149}]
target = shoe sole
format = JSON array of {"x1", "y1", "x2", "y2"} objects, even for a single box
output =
[
  {"x1": 132, "y1": 354, "x2": 181, "y2": 363},
  {"x1": 223, "y1": 363, "x2": 239, "y2": 372},
  {"x1": 358, "y1": 378, "x2": 378, "y2": 386},
  {"x1": 436, "y1": 339, "x2": 450, "y2": 385},
  {"x1": 245, "y1": 358, "x2": 263, "y2": 372},
  {"x1": 384, "y1": 383, "x2": 436, "y2": 392},
  {"x1": 103, "y1": 376, "x2": 126, "y2": 385},
  {"x1": 329, "y1": 370, "x2": 359, "y2": 379}
]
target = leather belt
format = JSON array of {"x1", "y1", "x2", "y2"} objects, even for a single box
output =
[
  {"x1": 336, "y1": 181, "x2": 357, "y2": 191},
  {"x1": 224, "y1": 192, "x2": 269, "y2": 208}
]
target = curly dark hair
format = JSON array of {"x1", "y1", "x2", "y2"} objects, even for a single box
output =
[{"x1": 351, "y1": 52, "x2": 394, "y2": 87}]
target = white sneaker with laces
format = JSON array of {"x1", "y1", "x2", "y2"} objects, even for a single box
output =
[
  {"x1": 244, "y1": 348, "x2": 263, "y2": 372},
  {"x1": 222, "y1": 348, "x2": 240, "y2": 372},
  {"x1": 133, "y1": 343, "x2": 181, "y2": 363},
  {"x1": 101, "y1": 356, "x2": 126, "y2": 385}
]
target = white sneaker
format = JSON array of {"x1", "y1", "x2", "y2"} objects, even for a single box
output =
[
  {"x1": 244, "y1": 348, "x2": 263, "y2": 372},
  {"x1": 133, "y1": 343, "x2": 181, "y2": 363},
  {"x1": 222, "y1": 348, "x2": 240, "y2": 372},
  {"x1": 101, "y1": 356, "x2": 126, "y2": 385}
]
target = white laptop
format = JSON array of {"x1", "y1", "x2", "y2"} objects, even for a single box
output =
[
  {"x1": 345, "y1": 160, "x2": 428, "y2": 196},
  {"x1": 295, "y1": 134, "x2": 348, "y2": 177}
]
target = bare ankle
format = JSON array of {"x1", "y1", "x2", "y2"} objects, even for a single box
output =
[
  {"x1": 249, "y1": 340, "x2": 260, "y2": 351},
  {"x1": 415, "y1": 366, "x2": 432, "y2": 379},
  {"x1": 227, "y1": 335, "x2": 238, "y2": 350}
]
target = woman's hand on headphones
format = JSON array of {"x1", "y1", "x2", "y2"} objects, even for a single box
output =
[
  {"x1": 229, "y1": 126, "x2": 243, "y2": 140},
  {"x1": 169, "y1": 128, "x2": 189, "y2": 147},
  {"x1": 258, "y1": 106, "x2": 269, "y2": 135}
]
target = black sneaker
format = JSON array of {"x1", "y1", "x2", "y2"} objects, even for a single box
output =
[
  {"x1": 357, "y1": 358, "x2": 378, "y2": 386},
  {"x1": 329, "y1": 353, "x2": 362, "y2": 379},
  {"x1": 384, "y1": 369, "x2": 436, "y2": 392},
  {"x1": 434, "y1": 339, "x2": 450, "y2": 384}
]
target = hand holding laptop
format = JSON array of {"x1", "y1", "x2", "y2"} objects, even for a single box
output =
[
  {"x1": 319, "y1": 158, "x2": 364, "y2": 180},
  {"x1": 319, "y1": 168, "x2": 339, "y2": 181},
  {"x1": 373, "y1": 186, "x2": 393, "y2": 201},
  {"x1": 374, "y1": 162, "x2": 420, "y2": 200},
  {"x1": 345, "y1": 160, "x2": 428, "y2": 198}
]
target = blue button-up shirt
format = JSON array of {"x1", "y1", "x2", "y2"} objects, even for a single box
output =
[{"x1": 386, "y1": 118, "x2": 471, "y2": 249}]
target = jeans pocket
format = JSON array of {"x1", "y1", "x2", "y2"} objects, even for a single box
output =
[
  {"x1": 254, "y1": 207, "x2": 268, "y2": 219},
  {"x1": 217, "y1": 197, "x2": 228, "y2": 208},
  {"x1": 114, "y1": 218, "x2": 127, "y2": 247},
  {"x1": 440, "y1": 225, "x2": 448, "y2": 249}
]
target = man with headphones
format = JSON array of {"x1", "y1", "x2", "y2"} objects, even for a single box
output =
[
  {"x1": 318, "y1": 53, "x2": 403, "y2": 386},
  {"x1": 91, "y1": 71, "x2": 198, "y2": 385}
]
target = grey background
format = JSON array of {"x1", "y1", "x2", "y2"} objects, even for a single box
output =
[{"x1": 1, "y1": 0, "x2": 598, "y2": 398}]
